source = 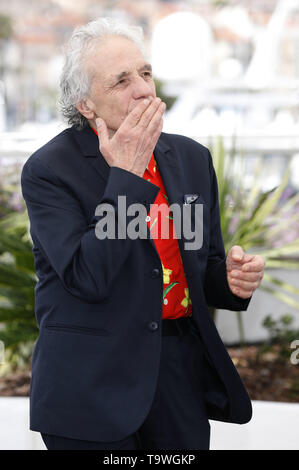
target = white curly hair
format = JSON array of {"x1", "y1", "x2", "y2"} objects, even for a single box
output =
[{"x1": 59, "y1": 17, "x2": 147, "y2": 129}]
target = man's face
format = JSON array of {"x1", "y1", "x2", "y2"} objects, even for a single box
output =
[{"x1": 80, "y1": 36, "x2": 156, "y2": 135}]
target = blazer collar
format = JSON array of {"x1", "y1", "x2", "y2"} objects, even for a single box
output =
[
  {"x1": 71, "y1": 124, "x2": 110, "y2": 182},
  {"x1": 70, "y1": 125, "x2": 181, "y2": 204},
  {"x1": 71, "y1": 123, "x2": 99, "y2": 157}
]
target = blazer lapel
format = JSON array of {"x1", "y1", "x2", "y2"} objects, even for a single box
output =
[
  {"x1": 71, "y1": 125, "x2": 110, "y2": 182},
  {"x1": 153, "y1": 137, "x2": 182, "y2": 207}
]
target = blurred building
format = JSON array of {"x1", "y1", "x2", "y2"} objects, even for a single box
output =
[{"x1": 0, "y1": 0, "x2": 298, "y2": 151}]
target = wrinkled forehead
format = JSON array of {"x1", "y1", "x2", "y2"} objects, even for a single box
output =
[{"x1": 83, "y1": 35, "x2": 148, "y2": 82}]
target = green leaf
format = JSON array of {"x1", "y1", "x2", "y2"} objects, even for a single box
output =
[{"x1": 163, "y1": 282, "x2": 179, "y2": 299}]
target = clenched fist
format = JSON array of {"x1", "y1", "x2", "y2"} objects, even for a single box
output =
[{"x1": 226, "y1": 245, "x2": 265, "y2": 299}]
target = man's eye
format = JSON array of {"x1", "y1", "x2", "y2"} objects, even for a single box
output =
[{"x1": 116, "y1": 79, "x2": 127, "y2": 86}]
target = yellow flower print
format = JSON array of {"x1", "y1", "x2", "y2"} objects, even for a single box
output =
[
  {"x1": 153, "y1": 157, "x2": 157, "y2": 173},
  {"x1": 181, "y1": 288, "x2": 192, "y2": 313},
  {"x1": 162, "y1": 263, "x2": 172, "y2": 284}
]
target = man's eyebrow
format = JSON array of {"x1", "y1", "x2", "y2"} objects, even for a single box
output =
[
  {"x1": 112, "y1": 64, "x2": 152, "y2": 82},
  {"x1": 140, "y1": 63, "x2": 152, "y2": 72},
  {"x1": 114, "y1": 70, "x2": 129, "y2": 82}
]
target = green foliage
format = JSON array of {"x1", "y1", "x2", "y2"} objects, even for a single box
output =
[
  {"x1": 211, "y1": 137, "x2": 299, "y2": 312},
  {"x1": 209, "y1": 137, "x2": 299, "y2": 346},
  {"x1": 259, "y1": 314, "x2": 299, "y2": 362},
  {"x1": 0, "y1": 210, "x2": 38, "y2": 371}
]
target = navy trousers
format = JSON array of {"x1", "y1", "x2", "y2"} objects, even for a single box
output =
[{"x1": 41, "y1": 317, "x2": 210, "y2": 450}]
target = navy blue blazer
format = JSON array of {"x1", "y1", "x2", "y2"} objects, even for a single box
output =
[{"x1": 21, "y1": 125, "x2": 252, "y2": 442}]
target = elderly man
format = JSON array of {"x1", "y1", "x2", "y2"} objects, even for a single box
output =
[{"x1": 21, "y1": 18, "x2": 264, "y2": 450}]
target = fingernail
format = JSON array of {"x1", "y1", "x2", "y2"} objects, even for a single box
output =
[
  {"x1": 232, "y1": 271, "x2": 239, "y2": 277},
  {"x1": 144, "y1": 99, "x2": 150, "y2": 105}
]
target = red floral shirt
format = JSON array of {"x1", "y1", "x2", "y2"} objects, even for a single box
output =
[
  {"x1": 91, "y1": 127, "x2": 192, "y2": 319},
  {"x1": 143, "y1": 154, "x2": 192, "y2": 319}
]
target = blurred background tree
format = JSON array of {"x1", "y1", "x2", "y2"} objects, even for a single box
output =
[{"x1": 155, "y1": 79, "x2": 177, "y2": 111}]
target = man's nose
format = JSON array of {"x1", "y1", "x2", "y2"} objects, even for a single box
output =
[{"x1": 131, "y1": 75, "x2": 155, "y2": 100}]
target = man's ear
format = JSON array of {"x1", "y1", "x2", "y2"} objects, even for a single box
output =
[{"x1": 75, "y1": 99, "x2": 95, "y2": 120}]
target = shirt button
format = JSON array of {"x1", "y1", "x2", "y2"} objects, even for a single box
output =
[
  {"x1": 151, "y1": 268, "x2": 160, "y2": 278},
  {"x1": 164, "y1": 298, "x2": 168, "y2": 305},
  {"x1": 145, "y1": 215, "x2": 151, "y2": 222},
  {"x1": 148, "y1": 321, "x2": 159, "y2": 331}
]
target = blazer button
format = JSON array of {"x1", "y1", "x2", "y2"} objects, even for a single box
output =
[
  {"x1": 148, "y1": 321, "x2": 159, "y2": 331},
  {"x1": 151, "y1": 268, "x2": 160, "y2": 279}
]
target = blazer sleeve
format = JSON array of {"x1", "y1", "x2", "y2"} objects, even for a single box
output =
[
  {"x1": 21, "y1": 157, "x2": 160, "y2": 303},
  {"x1": 203, "y1": 150, "x2": 251, "y2": 311}
]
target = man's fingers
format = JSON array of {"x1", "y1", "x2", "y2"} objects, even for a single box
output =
[
  {"x1": 229, "y1": 286, "x2": 253, "y2": 299},
  {"x1": 134, "y1": 99, "x2": 165, "y2": 156},
  {"x1": 242, "y1": 253, "x2": 255, "y2": 264},
  {"x1": 138, "y1": 97, "x2": 166, "y2": 130},
  {"x1": 228, "y1": 271, "x2": 263, "y2": 282},
  {"x1": 96, "y1": 118, "x2": 109, "y2": 149},
  {"x1": 241, "y1": 256, "x2": 265, "y2": 273},
  {"x1": 227, "y1": 250, "x2": 265, "y2": 298},
  {"x1": 230, "y1": 245, "x2": 245, "y2": 262},
  {"x1": 147, "y1": 116, "x2": 163, "y2": 148},
  {"x1": 122, "y1": 97, "x2": 166, "y2": 134},
  {"x1": 124, "y1": 98, "x2": 153, "y2": 128},
  {"x1": 228, "y1": 276, "x2": 260, "y2": 292},
  {"x1": 146, "y1": 101, "x2": 166, "y2": 135},
  {"x1": 226, "y1": 245, "x2": 245, "y2": 271},
  {"x1": 227, "y1": 246, "x2": 256, "y2": 273}
]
